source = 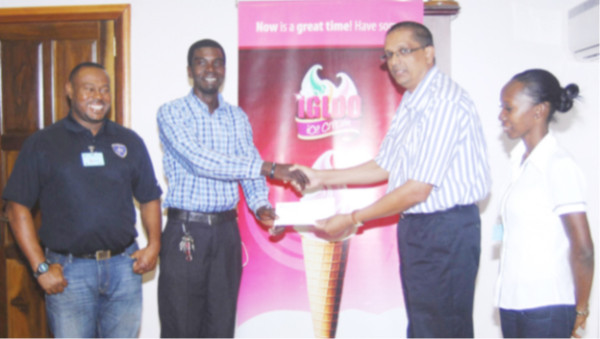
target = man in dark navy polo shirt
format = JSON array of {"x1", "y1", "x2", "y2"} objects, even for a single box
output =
[{"x1": 2, "y1": 62, "x2": 162, "y2": 338}]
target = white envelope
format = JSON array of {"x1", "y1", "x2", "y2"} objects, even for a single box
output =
[{"x1": 274, "y1": 198, "x2": 336, "y2": 226}]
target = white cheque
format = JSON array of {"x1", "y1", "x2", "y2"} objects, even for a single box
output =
[{"x1": 274, "y1": 198, "x2": 336, "y2": 226}]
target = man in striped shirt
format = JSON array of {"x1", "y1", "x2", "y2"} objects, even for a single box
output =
[
  {"x1": 296, "y1": 22, "x2": 491, "y2": 337},
  {"x1": 156, "y1": 39, "x2": 307, "y2": 338}
]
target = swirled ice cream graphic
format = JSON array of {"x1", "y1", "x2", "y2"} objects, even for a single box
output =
[{"x1": 296, "y1": 65, "x2": 362, "y2": 140}]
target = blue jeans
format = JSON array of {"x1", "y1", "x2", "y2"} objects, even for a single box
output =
[
  {"x1": 44, "y1": 242, "x2": 142, "y2": 338},
  {"x1": 500, "y1": 305, "x2": 576, "y2": 338}
]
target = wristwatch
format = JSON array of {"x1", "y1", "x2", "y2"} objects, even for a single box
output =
[{"x1": 33, "y1": 260, "x2": 50, "y2": 278}]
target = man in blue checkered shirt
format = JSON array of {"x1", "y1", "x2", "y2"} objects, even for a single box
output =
[{"x1": 156, "y1": 39, "x2": 307, "y2": 338}]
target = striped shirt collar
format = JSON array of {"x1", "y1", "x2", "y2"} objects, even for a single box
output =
[{"x1": 402, "y1": 66, "x2": 438, "y2": 108}]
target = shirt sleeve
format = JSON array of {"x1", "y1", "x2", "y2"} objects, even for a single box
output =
[
  {"x1": 240, "y1": 177, "x2": 271, "y2": 213},
  {"x1": 374, "y1": 105, "x2": 405, "y2": 173},
  {"x1": 157, "y1": 101, "x2": 263, "y2": 181},
  {"x1": 238, "y1": 111, "x2": 270, "y2": 213},
  {"x1": 2, "y1": 134, "x2": 41, "y2": 208},
  {"x1": 548, "y1": 155, "x2": 587, "y2": 215},
  {"x1": 131, "y1": 135, "x2": 163, "y2": 204},
  {"x1": 375, "y1": 126, "x2": 398, "y2": 172}
]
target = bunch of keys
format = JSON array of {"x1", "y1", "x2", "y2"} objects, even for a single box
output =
[{"x1": 178, "y1": 224, "x2": 195, "y2": 261}]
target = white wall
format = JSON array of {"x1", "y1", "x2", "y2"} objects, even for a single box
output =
[
  {"x1": 452, "y1": 1, "x2": 599, "y2": 337},
  {"x1": 1, "y1": 0, "x2": 597, "y2": 337}
]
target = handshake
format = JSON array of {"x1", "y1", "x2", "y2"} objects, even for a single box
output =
[
  {"x1": 260, "y1": 161, "x2": 314, "y2": 192},
  {"x1": 258, "y1": 161, "x2": 359, "y2": 242}
]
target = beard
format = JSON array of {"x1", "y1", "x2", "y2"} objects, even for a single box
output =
[{"x1": 197, "y1": 85, "x2": 220, "y2": 95}]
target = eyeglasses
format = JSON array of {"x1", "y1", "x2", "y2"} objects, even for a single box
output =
[{"x1": 380, "y1": 45, "x2": 429, "y2": 62}]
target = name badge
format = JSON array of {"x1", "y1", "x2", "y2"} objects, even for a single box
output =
[
  {"x1": 81, "y1": 152, "x2": 105, "y2": 167},
  {"x1": 492, "y1": 223, "x2": 504, "y2": 242}
]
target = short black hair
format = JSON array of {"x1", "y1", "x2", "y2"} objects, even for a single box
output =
[
  {"x1": 187, "y1": 39, "x2": 226, "y2": 67},
  {"x1": 69, "y1": 62, "x2": 105, "y2": 82},
  {"x1": 386, "y1": 21, "x2": 434, "y2": 48}
]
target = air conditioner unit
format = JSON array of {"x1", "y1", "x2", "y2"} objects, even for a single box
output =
[{"x1": 568, "y1": 0, "x2": 599, "y2": 61}]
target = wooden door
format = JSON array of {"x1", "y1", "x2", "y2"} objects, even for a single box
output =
[{"x1": 0, "y1": 5, "x2": 131, "y2": 337}]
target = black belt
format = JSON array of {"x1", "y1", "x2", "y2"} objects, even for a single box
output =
[
  {"x1": 401, "y1": 204, "x2": 476, "y2": 219},
  {"x1": 167, "y1": 208, "x2": 237, "y2": 225},
  {"x1": 50, "y1": 239, "x2": 134, "y2": 260}
]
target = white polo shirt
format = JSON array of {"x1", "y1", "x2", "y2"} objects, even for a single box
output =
[{"x1": 496, "y1": 132, "x2": 587, "y2": 310}]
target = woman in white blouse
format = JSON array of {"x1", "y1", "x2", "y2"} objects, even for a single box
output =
[{"x1": 496, "y1": 69, "x2": 594, "y2": 338}]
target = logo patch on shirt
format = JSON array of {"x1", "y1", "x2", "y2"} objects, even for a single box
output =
[{"x1": 112, "y1": 143, "x2": 128, "y2": 158}]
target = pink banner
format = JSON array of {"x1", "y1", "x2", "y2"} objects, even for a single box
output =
[
  {"x1": 239, "y1": 0, "x2": 423, "y2": 48},
  {"x1": 237, "y1": 1, "x2": 423, "y2": 337}
]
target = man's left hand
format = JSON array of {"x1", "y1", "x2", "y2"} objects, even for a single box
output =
[
  {"x1": 131, "y1": 243, "x2": 160, "y2": 274},
  {"x1": 257, "y1": 206, "x2": 285, "y2": 236}
]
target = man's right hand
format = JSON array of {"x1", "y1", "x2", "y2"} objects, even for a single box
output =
[
  {"x1": 288, "y1": 164, "x2": 322, "y2": 193},
  {"x1": 38, "y1": 263, "x2": 68, "y2": 295},
  {"x1": 269, "y1": 163, "x2": 310, "y2": 191}
]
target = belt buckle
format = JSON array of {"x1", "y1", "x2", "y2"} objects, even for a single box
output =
[{"x1": 95, "y1": 250, "x2": 111, "y2": 260}]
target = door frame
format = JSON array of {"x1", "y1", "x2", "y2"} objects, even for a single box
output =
[{"x1": 0, "y1": 4, "x2": 131, "y2": 126}]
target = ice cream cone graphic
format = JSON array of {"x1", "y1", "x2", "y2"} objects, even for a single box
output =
[
  {"x1": 302, "y1": 236, "x2": 349, "y2": 338},
  {"x1": 297, "y1": 150, "x2": 353, "y2": 338}
]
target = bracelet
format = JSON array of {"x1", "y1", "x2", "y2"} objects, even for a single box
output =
[
  {"x1": 351, "y1": 210, "x2": 363, "y2": 227},
  {"x1": 576, "y1": 309, "x2": 589, "y2": 317},
  {"x1": 269, "y1": 162, "x2": 276, "y2": 179}
]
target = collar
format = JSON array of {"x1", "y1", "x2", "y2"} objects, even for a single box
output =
[
  {"x1": 511, "y1": 132, "x2": 558, "y2": 171},
  {"x1": 401, "y1": 66, "x2": 438, "y2": 112},
  {"x1": 64, "y1": 112, "x2": 115, "y2": 136},
  {"x1": 187, "y1": 90, "x2": 227, "y2": 115}
]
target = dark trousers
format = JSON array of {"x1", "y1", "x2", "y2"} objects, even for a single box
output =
[
  {"x1": 158, "y1": 216, "x2": 242, "y2": 338},
  {"x1": 500, "y1": 305, "x2": 576, "y2": 338},
  {"x1": 397, "y1": 204, "x2": 481, "y2": 338}
]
